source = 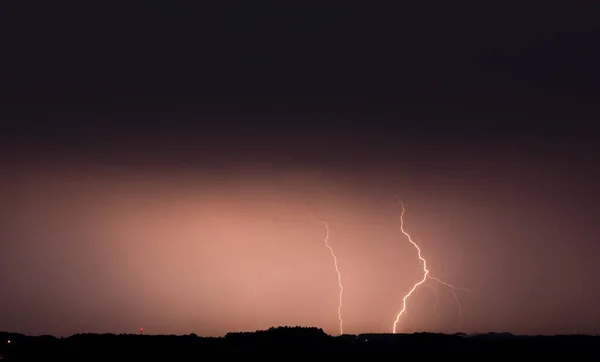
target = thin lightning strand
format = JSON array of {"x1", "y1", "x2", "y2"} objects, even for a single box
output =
[
  {"x1": 424, "y1": 283, "x2": 440, "y2": 311},
  {"x1": 308, "y1": 211, "x2": 344, "y2": 336},
  {"x1": 430, "y1": 277, "x2": 464, "y2": 319},
  {"x1": 392, "y1": 200, "x2": 470, "y2": 334},
  {"x1": 321, "y1": 220, "x2": 345, "y2": 335}
]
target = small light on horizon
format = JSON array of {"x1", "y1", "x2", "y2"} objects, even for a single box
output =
[{"x1": 6, "y1": 340, "x2": 10, "y2": 344}]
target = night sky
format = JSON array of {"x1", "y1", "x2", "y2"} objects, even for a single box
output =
[{"x1": 1, "y1": 2, "x2": 599, "y2": 337}]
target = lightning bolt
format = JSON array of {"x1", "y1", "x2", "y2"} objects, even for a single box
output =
[
  {"x1": 309, "y1": 212, "x2": 344, "y2": 335},
  {"x1": 392, "y1": 200, "x2": 470, "y2": 334}
]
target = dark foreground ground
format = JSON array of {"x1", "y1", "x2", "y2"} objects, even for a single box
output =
[{"x1": 2, "y1": 327, "x2": 599, "y2": 360}]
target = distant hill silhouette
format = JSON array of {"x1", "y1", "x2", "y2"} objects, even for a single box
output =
[{"x1": 1, "y1": 327, "x2": 599, "y2": 360}]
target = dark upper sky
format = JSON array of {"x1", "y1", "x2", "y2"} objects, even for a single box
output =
[
  {"x1": 0, "y1": 2, "x2": 599, "y2": 337},
  {"x1": 2, "y1": 1, "x2": 599, "y2": 152}
]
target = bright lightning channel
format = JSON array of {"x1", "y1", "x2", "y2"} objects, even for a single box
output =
[
  {"x1": 311, "y1": 213, "x2": 345, "y2": 335},
  {"x1": 392, "y1": 200, "x2": 470, "y2": 334}
]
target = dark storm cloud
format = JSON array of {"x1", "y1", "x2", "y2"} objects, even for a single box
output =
[{"x1": 1, "y1": 1, "x2": 599, "y2": 112}]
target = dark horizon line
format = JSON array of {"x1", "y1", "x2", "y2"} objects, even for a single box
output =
[{"x1": 2, "y1": 327, "x2": 598, "y2": 339}]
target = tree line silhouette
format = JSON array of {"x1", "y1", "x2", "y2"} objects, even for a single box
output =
[{"x1": 1, "y1": 327, "x2": 599, "y2": 360}]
